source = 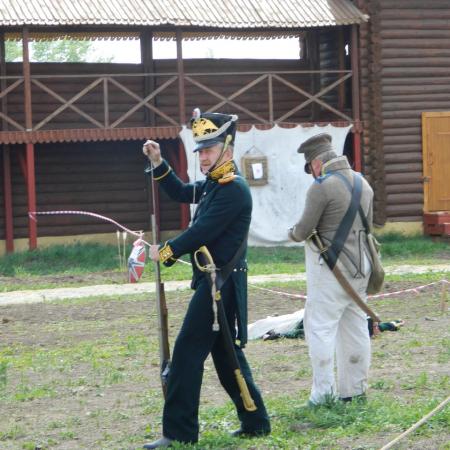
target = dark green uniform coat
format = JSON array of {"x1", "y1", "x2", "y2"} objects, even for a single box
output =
[{"x1": 146, "y1": 159, "x2": 270, "y2": 444}]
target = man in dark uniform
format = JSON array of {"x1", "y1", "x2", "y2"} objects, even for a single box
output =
[{"x1": 141, "y1": 109, "x2": 270, "y2": 448}]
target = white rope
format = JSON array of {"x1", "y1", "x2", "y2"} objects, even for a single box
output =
[
  {"x1": 249, "y1": 279, "x2": 449, "y2": 301},
  {"x1": 379, "y1": 395, "x2": 450, "y2": 450},
  {"x1": 29, "y1": 210, "x2": 191, "y2": 266}
]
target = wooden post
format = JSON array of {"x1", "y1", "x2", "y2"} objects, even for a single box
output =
[
  {"x1": 350, "y1": 24, "x2": 362, "y2": 172},
  {"x1": 22, "y1": 27, "x2": 33, "y2": 131},
  {"x1": 176, "y1": 29, "x2": 189, "y2": 230},
  {"x1": 22, "y1": 27, "x2": 37, "y2": 249},
  {"x1": 178, "y1": 140, "x2": 190, "y2": 229},
  {"x1": 176, "y1": 29, "x2": 186, "y2": 125},
  {"x1": 26, "y1": 143, "x2": 37, "y2": 249},
  {"x1": 0, "y1": 32, "x2": 14, "y2": 252},
  {"x1": 309, "y1": 30, "x2": 321, "y2": 121},
  {"x1": 140, "y1": 29, "x2": 155, "y2": 126},
  {"x1": 2, "y1": 148, "x2": 14, "y2": 252},
  {"x1": 268, "y1": 74, "x2": 274, "y2": 123},
  {"x1": 337, "y1": 28, "x2": 346, "y2": 112}
]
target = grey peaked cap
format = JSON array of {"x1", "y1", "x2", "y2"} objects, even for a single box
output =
[{"x1": 297, "y1": 133, "x2": 334, "y2": 163}]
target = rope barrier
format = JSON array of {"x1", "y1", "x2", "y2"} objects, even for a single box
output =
[
  {"x1": 379, "y1": 395, "x2": 450, "y2": 450},
  {"x1": 249, "y1": 279, "x2": 449, "y2": 301},
  {"x1": 28, "y1": 210, "x2": 450, "y2": 282},
  {"x1": 29, "y1": 210, "x2": 191, "y2": 266},
  {"x1": 29, "y1": 209, "x2": 150, "y2": 242},
  {"x1": 249, "y1": 284, "x2": 307, "y2": 299}
]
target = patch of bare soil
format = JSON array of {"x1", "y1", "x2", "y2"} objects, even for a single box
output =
[
  {"x1": 0, "y1": 270, "x2": 126, "y2": 289},
  {"x1": 0, "y1": 281, "x2": 449, "y2": 449}
]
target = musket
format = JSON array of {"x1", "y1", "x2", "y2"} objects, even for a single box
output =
[
  {"x1": 309, "y1": 230, "x2": 381, "y2": 324},
  {"x1": 150, "y1": 173, "x2": 171, "y2": 398},
  {"x1": 194, "y1": 245, "x2": 257, "y2": 412}
]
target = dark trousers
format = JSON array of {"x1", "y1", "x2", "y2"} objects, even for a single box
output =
[{"x1": 162, "y1": 278, "x2": 270, "y2": 443}]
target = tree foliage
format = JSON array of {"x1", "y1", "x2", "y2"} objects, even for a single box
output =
[
  {"x1": 5, "y1": 41, "x2": 22, "y2": 62},
  {"x1": 32, "y1": 40, "x2": 92, "y2": 62},
  {"x1": 4, "y1": 39, "x2": 113, "y2": 63}
]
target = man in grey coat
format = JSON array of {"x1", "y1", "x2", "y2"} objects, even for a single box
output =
[{"x1": 289, "y1": 133, "x2": 374, "y2": 405}]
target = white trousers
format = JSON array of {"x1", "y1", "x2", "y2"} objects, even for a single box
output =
[{"x1": 304, "y1": 242, "x2": 371, "y2": 404}]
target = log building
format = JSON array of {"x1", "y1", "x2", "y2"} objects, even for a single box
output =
[
  {"x1": 1, "y1": 0, "x2": 449, "y2": 255},
  {"x1": 357, "y1": 0, "x2": 450, "y2": 236},
  {"x1": 0, "y1": 0, "x2": 369, "y2": 254}
]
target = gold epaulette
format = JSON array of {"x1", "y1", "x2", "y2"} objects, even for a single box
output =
[
  {"x1": 218, "y1": 173, "x2": 237, "y2": 184},
  {"x1": 159, "y1": 242, "x2": 176, "y2": 264}
]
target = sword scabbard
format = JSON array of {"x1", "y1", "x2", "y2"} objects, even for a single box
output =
[
  {"x1": 196, "y1": 245, "x2": 258, "y2": 412},
  {"x1": 234, "y1": 369, "x2": 257, "y2": 411}
]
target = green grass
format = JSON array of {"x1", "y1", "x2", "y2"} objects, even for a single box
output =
[
  {"x1": 0, "y1": 233, "x2": 448, "y2": 292},
  {"x1": 0, "y1": 242, "x2": 118, "y2": 277},
  {"x1": 377, "y1": 232, "x2": 450, "y2": 263},
  {"x1": 1, "y1": 283, "x2": 449, "y2": 449}
]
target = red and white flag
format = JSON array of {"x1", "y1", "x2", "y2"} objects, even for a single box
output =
[{"x1": 128, "y1": 239, "x2": 146, "y2": 283}]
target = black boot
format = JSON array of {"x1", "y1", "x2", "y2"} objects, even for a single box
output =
[{"x1": 231, "y1": 428, "x2": 270, "y2": 438}]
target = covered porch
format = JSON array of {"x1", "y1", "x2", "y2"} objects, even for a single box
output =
[{"x1": 0, "y1": 0, "x2": 368, "y2": 253}]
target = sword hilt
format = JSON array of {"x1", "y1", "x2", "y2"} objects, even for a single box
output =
[
  {"x1": 309, "y1": 229, "x2": 327, "y2": 255},
  {"x1": 194, "y1": 245, "x2": 216, "y2": 273}
]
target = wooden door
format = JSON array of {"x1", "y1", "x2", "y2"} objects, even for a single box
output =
[{"x1": 422, "y1": 112, "x2": 450, "y2": 212}]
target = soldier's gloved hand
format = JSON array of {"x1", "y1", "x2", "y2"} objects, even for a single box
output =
[
  {"x1": 149, "y1": 244, "x2": 161, "y2": 262},
  {"x1": 143, "y1": 140, "x2": 163, "y2": 168}
]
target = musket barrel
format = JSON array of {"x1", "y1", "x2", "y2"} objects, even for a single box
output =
[{"x1": 151, "y1": 213, "x2": 171, "y2": 398}]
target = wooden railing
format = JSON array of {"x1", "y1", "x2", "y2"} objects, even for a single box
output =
[{"x1": 0, "y1": 69, "x2": 353, "y2": 132}]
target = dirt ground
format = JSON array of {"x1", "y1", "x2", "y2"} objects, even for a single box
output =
[{"x1": 0, "y1": 280, "x2": 449, "y2": 449}]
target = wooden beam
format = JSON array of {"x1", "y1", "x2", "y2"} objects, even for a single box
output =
[
  {"x1": 178, "y1": 140, "x2": 190, "y2": 229},
  {"x1": 268, "y1": 74, "x2": 274, "y2": 123},
  {"x1": 2, "y1": 147, "x2": 14, "y2": 252},
  {"x1": 185, "y1": 75, "x2": 269, "y2": 123},
  {"x1": 0, "y1": 33, "x2": 14, "y2": 251},
  {"x1": 309, "y1": 30, "x2": 320, "y2": 121},
  {"x1": 176, "y1": 30, "x2": 186, "y2": 124},
  {"x1": 274, "y1": 73, "x2": 353, "y2": 122},
  {"x1": 108, "y1": 76, "x2": 178, "y2": 127},
  {"x1": 22, "y1": 27, "x2": 33, "y2": 131},
  {"x1": 140, "y1": 29, "x2": 155, "y2": 126},
  {"x1": 32, "y1": 78, "x2": 104, "y2": 130},
  {"x1": 337, "y1": 28, "x2": 346, "y2": 111},
  {"x1": 26, "y1": 143, "x2": 37, "y2": 250},
  {"x1": 22, "y1": 28, "x2": 37, "y2": 249},
  {"x1": 351, "y1": 24, "x2": 362, "y2": 172}
]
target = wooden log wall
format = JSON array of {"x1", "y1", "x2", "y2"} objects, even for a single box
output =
[
  {"x1": 358, "y1": 0, "x2": 450, "y2": 224},
  {"x1": 3, "y1": 139, "x2": 181, "y2": 239}
]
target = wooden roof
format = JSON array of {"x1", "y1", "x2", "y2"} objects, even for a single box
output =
[{"x1": 0, "y1": 0, "x2": 368, "y2": 35}]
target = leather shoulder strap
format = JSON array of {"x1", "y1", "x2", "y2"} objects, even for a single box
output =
[
  {"x1": 335, "y1": 172, "x2": 370, "y2": 234},
  {"x1": 326, "y1": 172, "x2": 362, "y2": 269}
]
